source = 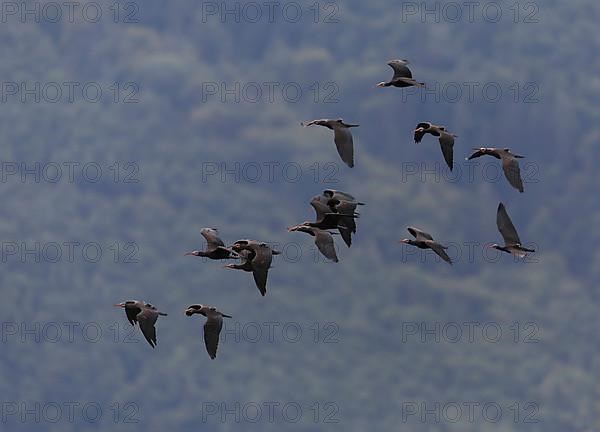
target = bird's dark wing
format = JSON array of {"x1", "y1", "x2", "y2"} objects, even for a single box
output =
[
  {"x1": 439, "y1": 132, "x2": 455, "y2": 170},
  {"x1": 137, "y1": 308, "x2": 159, "y2": 348},
  {"x1": 250, "y1": 244, "x2": 274, "y2": 296},
  {"x1": 428, "y1": 241, "x2": 452, "y2": 265},
  {"x1": 333, "y1": 128, "x2": 354, "y2": 168},
  {"x1": 334, "y1": 202, "x2": 359, "y2": 236},
  {"x1": 466, "y1": 148, "x2": 496, "y2": 160},
  {"x1": 502, "y1": 157, "x2": 524, "y2": 193},
  {"x1": 407, "y1": 227, "x2": 434, "y2": 241},
  {"x1": 201, "y1": 228, "x2": 225, "y2": 250},
  {"x1": 338, "y1": 225, "x2": 353, "y2": 248},
  {"x1": 497, "y1": 203, "x2": 522, "y2": 245},
  {"x1": 125, "y1": 306, "x2": 141, "y2": 326},
  {"x1": 203, "y1": 315, "x2": 224, "y2": 359},
  {"x1": 388, "y1": 62, "x2": 413, "y2": 80},
  {"x1": 414, "y1": 126, "x2": 429, "y2": 143},
  {"x1": 314, "y1": 230, "x2": 339, "y2": 262}
]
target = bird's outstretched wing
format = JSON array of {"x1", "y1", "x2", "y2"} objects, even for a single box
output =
[
  {"x1": 250, "y1": 244, "x2": 274, "y2": 296},
  {"x1": 137, "y1": 308, "x2": 159, "y2": 348},
  {"x1": 201, "y1": 228, "x2": 225, "y2": 250},
  {"x1": 408, "y1": 227, "x2": 434, "y2": 241},
  {"x1": 414, "y1": 123, "x2": 431, "y2": 143},
  {"x1": 428, "y1": 242, "x2": 452, "y2": 265},
  {"x1": 203, "y1": 315, "x2": 224, "y2": 359},
  {"x1": 502, "y1": 157, "x2": 524, "y2": 193},
  {"x1": 125, "y1": 305, "x2": 141, "y2": 326},
  {"x1": 333, "y1": 128, "x2": 355, "y2": 168},
  {"x1": 388, "y1": 60, "x2": 413, "y2": 80},
  {"x1": 439, "y1": 132, "x2": 455, "y2": 170},
  {"x1": 310, "y1": 198, "x2": 331, "y2": 223},
  {"x1": 497, "y1": 203, "x2": 522, "y2": 245},
  {"x1": 466, "y1": 148, "x2": 500, "y2": 160},
  {"x1": 314, "y1": 230, "x2": 339, "y2": 262}
]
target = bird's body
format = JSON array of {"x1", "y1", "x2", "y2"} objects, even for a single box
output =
[
  {"x1": 226, "y1": 240, "x2": 280, "y2": 296},
  {"x1": 288, "y1": 224, "x2": 339, "y2": 262},
  {"x1": 301, "y1": 119, "x2": 359, "y2": 168},
  {"x1": 185, "y1": 304, "x2": 231, "y2": 359},
  {"x1": 376, "y1": 59, "x2": 425, "y2": 88},
  {"x1": 400, "y1": 226, "x2": 452, "y2": 265},
  {"x1": 185, "y1": 228, "x2": 239, "y2": 260},
  {"x1": 467, "y1": 148, "x2": 525, "y2": 193},
  {"x1": 490, "y1": 203, "x2": 535, "y2": 258},
  {"x1": 413, "y1": 122, "x2": 457, "y2": 170},
  {"x1": 114, "y1": 300, "x2": 167, "y2": 348}
]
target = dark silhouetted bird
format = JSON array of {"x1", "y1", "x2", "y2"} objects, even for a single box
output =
[
  {"x1": 376, "y1": 59, "x2": 425, "y2": 88},
  {"x1": 114, "y1": 300, "x2": 167, "y2": 348},
  {"x1": 466, "y1": 148, "x2": 525, "y2": 193},
  {"x1": 414, "y1": 122, "x2": 457, "y2": 170},
  {"x1": 288, "y1": 224, "x2": 339, "y2": 262},
  {"x1": 185, "y1": 304, "x2": 232, "y2": 360},
  {"x1": 309, "y1": 196, "x2": 358, "y2": 247},
  {"x1": 185, "y1": 228, "x2": 239, "y2": 260},
  {"x1": 400, "y1": 227, "x2": 452, "y2": 265},
  {"x1": 225, "y1": 240, "x2": 281, "y2": 296},
  {"x1": 301, "y1": 119, "x2": 359, "y2": 168},
  {"x1": 489, "y1": 203, "x2": 535, "y2": 258}
]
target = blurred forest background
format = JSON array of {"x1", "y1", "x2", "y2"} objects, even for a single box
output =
[{"x1": 0, "y1": 0, "x2": 599, "y2": 430}]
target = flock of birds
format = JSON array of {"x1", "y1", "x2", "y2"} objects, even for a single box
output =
[{"x1": 115, "y1": 59, "x2": 535, "y2": 360}]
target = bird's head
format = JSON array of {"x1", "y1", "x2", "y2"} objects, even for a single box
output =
[
  {"x1": 184, "y1": 250, "x2": 201, "y2": 257},
  {"x1": 486, "y1": 243, "x2": 501, "y2": 250},
  {"x1": 399, "y1": 239, "x2": 414, "y2": 245}
]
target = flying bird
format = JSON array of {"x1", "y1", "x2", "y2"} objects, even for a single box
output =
[
  {"x1": 314, "y1": 190, "x2": 364, "y2": 247},
  {"x1": 226, "y1": 240, "x2": 281, "y2": 296},
  {"x1": 400, "y1": 227, "x2": 452, "y2": 265},
  {"x1": 301, "y1": 119, "x2": 359, "y2": 168},
  {"x1": 114, "y1": 300, "x2": 167, "y2": 348},
  {"x1": 288, "y1": 224, "x2": 339, "y2": 263},
  {"x1": 185, "y1": 228, "x2": 239, "y2": 260},
  {"x1": 489, "y1": 202, "x2": 535, "y2": 258},
  {"x1": 309, "y1": 195, "x2": 358, "y2": 247},
  {"x1": 414, "y1": 122, "x2": 457, "y2": 170},
  {"x1": 466, "y1": 148, "x2": 525, "y2": 193},
  {"x1": 185, "y1": 304, "x2": 232, "y2": 360},
  {"x1": 376, "y1": 59, "x2": 426, "y2": 88}
]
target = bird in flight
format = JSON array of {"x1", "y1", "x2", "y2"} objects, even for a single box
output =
[
  {"x1": 288, "y1": 224, "x2": 339, "y2": 263},
  {"x1": 414, "y1": 122, "x2": 457, "y2": 171},
  {"x1": 466, "y1": 148, "x2": 525, "y2": 193},
  {"x1": 185, "y1": 304, "x2": 232, "y2": 360},
  {"x1": 399, "y1": 226, "x2": 452, "y2": 265},
  {"x1": 376, "y1": 59, "x2": 426, "y2": 89},
  {"x1": 489, "y1": 203, "x2": 535, "y2": 258},
  {"x1": 114, "y1": 300, "x2": 168, "y2": 348},
  {"x1": 225, "y1": 240, "x2": 281, "y2": 296},
  {"x1": 185, "y1": 228, "x2": 239, "y2": 260},
  {"x1": 301, "y1": 119, "x2": 359, "y2": 168}
]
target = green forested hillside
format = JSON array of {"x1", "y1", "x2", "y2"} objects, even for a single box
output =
[{"x1": 0, "y1": 0, "x2": 599, "y2": 431}]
